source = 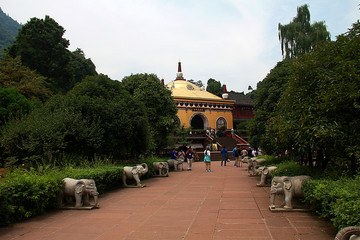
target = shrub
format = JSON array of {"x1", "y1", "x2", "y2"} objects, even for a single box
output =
[
  {"x1": 0, "y1": 169, "x2": 62, "y2": 226},
  {"x1": 0, "y1": 106, "x2": 103, "y2": 166},
  {"x1": 303, "y1": 175, "x2": 360, "y2": 229},
  {"x1": 271, "y1": 161, "x2": 314, "y2": 177},
  {"x1": 0, "y1": 163, "x2": 124, "y2": 226}
]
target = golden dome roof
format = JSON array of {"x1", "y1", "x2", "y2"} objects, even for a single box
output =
[{"x1": 166, "y1": 80, "x2": 231, "y2": 102}]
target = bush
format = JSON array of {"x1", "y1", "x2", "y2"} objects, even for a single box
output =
[
  {"x1": 303, "y1": 175, "x2": 360, "y2": 229},
  {"x1": 0, "y1": 106, "x2": 103, "y2": 166},
  {"x1": 271, "y1": 161, "x2": 315, "y2": 177},
  {"x1": 0, "y1": 156, "x2": 168, "y2": 226},
  {"x1": 0, "y1": 169, "x2": 62, "y2": 226},
  {"x1": 0, "y1": 163, "x2": 124, "y2": 226}
]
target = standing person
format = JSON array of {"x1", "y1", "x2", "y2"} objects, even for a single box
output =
[
  {"x1": 252, "y1": 148, "x2": 257, "y2": 157},
  {"x1": 204, "y1": 146, "x2": 212, "y2": 172},
  {"x1": 178, "y1": 148, "x2": 185, "y2": 171},
  {"x1": 170, "y1": 148, "x2": 178, "y2": 160},
  {"x1": 220, "y1": 146, "x2": 228, "y2": 166},
  {"x1": 186, "y1": 146, "x2": 195, "y2": 171},
  {"x1": 232, "y1": 145, "x2": 238, "y2": 166},
  {"x1": 235, "y1": 145, "x2": 242, "y2": 168}
]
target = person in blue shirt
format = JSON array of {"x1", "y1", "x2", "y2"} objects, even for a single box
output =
[
  {"x1": 220, "y1": 146, "x2": 228, "y2": 166},
  {"x1": 170, "y1": 148, "x2": 178, "y2": 159}
]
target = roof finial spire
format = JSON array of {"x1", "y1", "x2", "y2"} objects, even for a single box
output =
[
  {"x1": 175, "y1": 60, "x2": 185, "y2": 81},
  {"x1": 178, "y1": 61, "x2": 182, "y2": 73}
]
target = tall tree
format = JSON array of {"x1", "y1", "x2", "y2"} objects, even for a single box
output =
[
  {"x1": 121, "y1": 73, "x2": 178, "y2": 152},
  {"x1": 270, "y1": 20, "x2": 360, "y2": 171},
  {"x1": 0, "y1": 56, "x2": 52, "y2": 102},
  {"x1": 278, "y1": 4, "x2": 330, "y2": 59},
  {"x1": 206, "y1": 78, "x2": 222, "y2": 96},
  {"x1": 7, "y1": 15, "x2": 73, "y2": 93},
  {"x1": 247, "y1": 60, "x2": 292, "y2": 152},
  {"x1": 69, "y1": 48, "x2": 97, "y2": 88}
]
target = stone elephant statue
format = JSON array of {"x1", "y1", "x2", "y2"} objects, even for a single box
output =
[
  {"x1": 167, "y1": 159, "x2": 184, "y2": 171},
  {"x1": 153, "y1": 162, "x2": 169, "y2": 177},
  {"x1": 241, "y1": 156, "x2": 251, "y2": 164},
  {"x1": 247, "y1": 158, "x2": 266, "y2": 176},
  {"x1": 57, "y1": 178, "x2": 99, "y2": 208},
  {"x1": 122, "y1": 163, "x2": 148, "y2": 188},
  {"x1": 257, "y1": 166, "x2": 277, "y2": 187},
  {"x1": 335, "y1": 226, "x2": 360, "y2": 240},
  {"x1": 269, "y1": 175, "x2": 311, "y2": 209}
]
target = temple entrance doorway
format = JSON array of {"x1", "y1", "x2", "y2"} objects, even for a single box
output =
[{"x1": 190, "y1": 113, "x2": 208, "y2": 129}]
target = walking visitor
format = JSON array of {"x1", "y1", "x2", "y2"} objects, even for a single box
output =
[{"x1": 204, "y1": 146, "x2": 212, "y2": 172}]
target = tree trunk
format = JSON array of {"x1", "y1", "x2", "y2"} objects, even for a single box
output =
[{"x1": 322, "y1": 151, "x2": 330, "y2": 171}]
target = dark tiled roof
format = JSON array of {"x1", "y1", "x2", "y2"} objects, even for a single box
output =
[{"x1": 227, "y1": 91, "x2": 254, "y2": 106}]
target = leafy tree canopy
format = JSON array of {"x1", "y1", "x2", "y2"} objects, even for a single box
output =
[
  {"x1": 7, "y1": 15, "x2": 73, "y2": 94},
  {"x1": 206, "y1": 78, "x2": 222, "y2": 96},
  {"x1": 49, "y1": 74, "x2": 151, "y2": 158},
  {"x1": 69, "y1": 48, "x2": 97, "y2": 89},
  {"x1": 263, "y1": 20, "x2": 360, "y2": 171},
  {"x1": 0, "y1": 86, "x2": 33, "y2": 126},
  {"x1": 0, "y1": 56, "x2": 52, "y2": 102},
  {"x1": 247, "y1": 60, "x2": 292, "y2": 151},
  {"x1": 278, "y1": 4, "x2": 330, "y2": 59},
  {"x1": 121, "y1": 73, "x2": 178, "y2": 151}
]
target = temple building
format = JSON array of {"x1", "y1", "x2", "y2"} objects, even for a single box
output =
[{"x1": 166, "y1": 62, "x2": 235, "y2": 131}]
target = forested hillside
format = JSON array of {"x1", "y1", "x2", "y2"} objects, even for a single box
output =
[{"x1": 0, "y1": 8, "x2": 21, "y2": 56}]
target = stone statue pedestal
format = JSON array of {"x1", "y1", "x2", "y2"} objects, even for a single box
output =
[
  {"x1": 122, "y1": 184, "x2": 146, "y2": 188},
  {"x1": 269, "y1": 206, "x2": 312, "y2": 212},
  {"x1": 61, "y1": 205, "x2": 98, "y2": 210}
]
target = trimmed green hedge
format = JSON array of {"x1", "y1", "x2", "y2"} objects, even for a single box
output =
[
  {"x1": 0, "y1": 157, "x2": 166, "y2": 226},
  {"x1": 302, "y1": 176, "x2": 360, "y2": 229},
  {"x1": 270, "y1": 161, "x2": 315, "y2": 177}
]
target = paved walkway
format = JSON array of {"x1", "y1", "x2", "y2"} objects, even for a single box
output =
[{"x1": 0, "y1": 162, "x2": 337, "y2": 240}]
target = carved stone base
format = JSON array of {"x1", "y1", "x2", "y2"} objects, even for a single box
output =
[
  {"x1": 123, "y1": 184, "x2": 146, "y2": 188},
  {"x1": 60, "y1": 204, "x2": 98, "y2": 210},
  {"x1": 256, "y1": 184, "x2": 270, "y2": 187},
  {"x1": 269, "y1": 206, "x2": 312, "y2": 212}
]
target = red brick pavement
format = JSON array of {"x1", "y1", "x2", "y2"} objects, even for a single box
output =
[{"x1": 0, "y1": 161, "x2": 337, "y2": 240}]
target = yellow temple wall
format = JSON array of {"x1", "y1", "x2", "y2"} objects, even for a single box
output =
[{"x1": 177, "y1": 108, "x2": 233, "y2": 130}]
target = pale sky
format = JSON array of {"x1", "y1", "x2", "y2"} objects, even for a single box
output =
[{"x1": 1, "y1": 0, "x2": 359, "y2": 93}]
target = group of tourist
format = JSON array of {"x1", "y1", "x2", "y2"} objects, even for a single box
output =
[
  {"x1": 205, "y1": 145, "x2": 258, "y2": 172},
  {"x1": 170, "y1": 145, "x2": 198, "y2": 171},
  {"x1": 171, "y1": 144, "x2": 258, "y2": 172}
]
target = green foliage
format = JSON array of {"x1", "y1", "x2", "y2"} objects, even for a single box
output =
[
  {"x1": 248, "y1": 60, "x2": 292, "y2": 152},
  {"x1": 121, "y1": 73, "x2": 178, "y2": 152},
  {"x1": 69, "y1": 48, "x2": 97, "y2": 89},
  {"x1": 0, "y1": 56, "x2": 52, "y2": 102},
  {"x1": 0, "y1": 105, "x2": 103, "y2": 165},
  {"x1": 0, "y1": 163, "x2": 124, "y2": 226},
  {"x1": 206, "y1": 78, "x2": 222, "y2": 96},
  {"x1": 270, "y1": 20, "x2": 360, "y2": 171},
  {"x1": 303, "y1": 176, "x2": 360, "y2": 229},
  {"x1": 278, "y1": 4, "x2": 330, "y2": 59},
  {"x1": 260, "y1": 155, "x2": 285, "y2": 167},
  {"x1": 271, "y1": 161, "x2": 314, "y2": 177},
  {"x1": 7, "y1": 15, "x2": 73, "y2": 94},
  {"x1": 52, "y1": 74, "x2": 150, "y2": 158},
  {"x1": 0, "y1": 86, "x2": 33, "y2": 125},
  {"x1": 0, "y1": 169, "x2": 62, "y2": 226}
]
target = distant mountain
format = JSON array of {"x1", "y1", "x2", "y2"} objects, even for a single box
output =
[{"x1": 0, "y1": 7, "x2": 21, "y2": 56}]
